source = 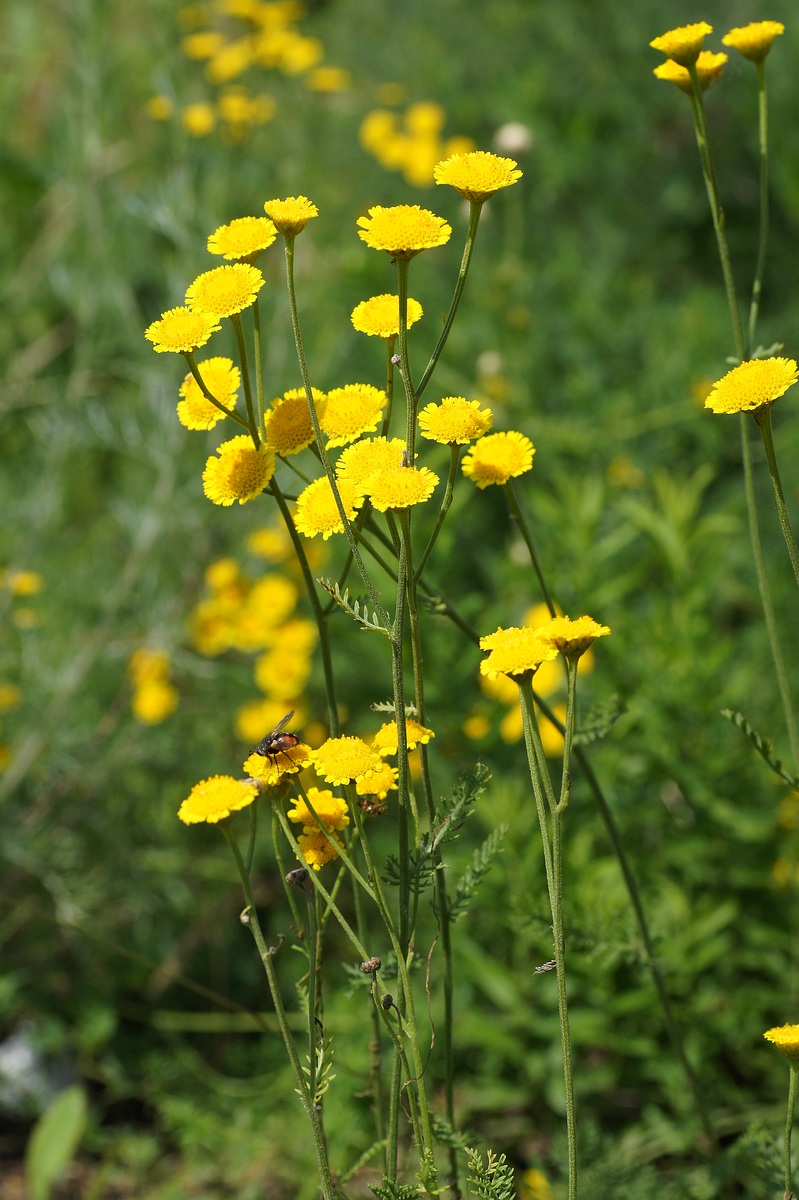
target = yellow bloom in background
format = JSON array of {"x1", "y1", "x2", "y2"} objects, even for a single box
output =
[
  {"x1": 132, "y1": 679, "x2": 179, "y2": 724},
  {"x1": 13, "y1": 608, "x2": 40, "y2": 630},
  {"x1": 434, "y1": 150, "x2": 522, "y2": 202},
  {"x1": 418, "y1": 396, "x2": 493, "y2": 445},
  {"x1": 653, "y1": 51, "x2": 727, "y2": 94},
  {"x1": 519, "y1": 1167, "x2": 554, "y2": 1200},
  {"x1": 145, "y1": 306, "x2": 221, "y2": 354},
  {"x1": 462, "y1": 430, "x2": 535, "y2": 488},
  {"x1": 186, "y1": 263, "x2": 265, "y2": 318},
  {"x1": 2, "y1": 569, "x2": 44, "y2": 596},
  {"x1": 294, "y1": 476, "x2": 363, "y2": 539},
  {"x1": 247, "y1": 523, "x2": 293, "y2": 561},
  {"x1": 146, "y1": 95, "x2": 174, "y2": 120},
  {"x1": 764, "y1": 1024, "x2": 799, "y2": 1063},
  {"x1": 357, "y1": 204, "x2": 452, "y2": 258},
  {"x1": 297, "y1": 827, "x2": 344, "y2": 870},
  {"x1": 372, "y1": 719, "x2": 435, "y2": 757},
  {"x1": 722, "y1": 21, "x2": 784, "y2": 61},
  {"x1": 182, "y1": 31, "x2": 226, "y2": 59},
  {"x1": 649, "y1": 21, "x2": 713, "y2": 66},
  {"x1": 207, "y1": 215, "x2": 277, "y2": 261},
  {"x1": 234, "y1": 577, "x2": 300, "y2": 652},
  {"x1": 351, "y1": 293, "x2": 424, "y2": 340},
  {"x1": 178, "y1": 775, "x2": 259, "y2": 824},
  {"x1": 128, "y1": 648, "x2": 170, "y2": 685},
  {"x1": 202, "y1": 435, "x2": 275, "y2": 506},
  {"x1": 462, "y1": 713, "x2": 490, "y2": 741},
  {"x1": 271, "y1": 617, "x2": 317, "y2": 655},
  {"x1": 538, "y1": 614, "x2": 611, "y2": 659},
  {"x1": 311, "y1": 736, "x2": 383, "y2": 786},
  {"x1": 356, "y1": 760, "x2": 398, "y2": 800},
  {"x1": 307, "y1": 65, "x2": 351, "y2": 92},
  {"x1": 480, "y1": 670, "x2": 519, "y2": 706},
  {"x1": 182, "y1": 102, "x2": 217, "y2": 136},
  {"x1": 705, "y1": 357, "x2": 798, "y2": 415},
  {"x1": 367, "y1": 464, "x2": 439, "y2": 512},
  {"x1": 0, "y1": 684, "x2": 21, "y2": 714},
  {"x1": 263, "y1": 195, "x2": 318, "y2": 236},
  {"x1": 254, "y1": 649, "x2": 312, "y2": 701},
  {"x1": 206, "y1": 36, "x2": 254, "y2": 83},
  {"x1": 287, "y1": 787, "x2": 350, "y2": 831},
  {"x1": 204, "y1": 556, "x2": 244, "y2": 592},
  {"x1": 177, "y1": 357, "x2": 240, "y2": 429},
  {"x1": 237, "y1": 697, "x2": 303, "y2": 745},
  {"x1": 264, "y1": 387, "x2": 326, "y2": 455},
  {"x1": 538, "y1": 703, "x2": 567, "y2": 757},
  {"x1": 336, "y1": 437, "x2": 406, "y2": 490},
  {"x1": 480, "y1": 625, "x2": 559, "y2": 680},
  {"x1": 243, "y1": 741, "x2": 312, "y2": 786},
  {"x1": 319, "y1": 383, "x2": 387, "y2": 448}
]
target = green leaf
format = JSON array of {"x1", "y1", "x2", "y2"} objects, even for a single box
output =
[
  {"x1": 721, "y1": 709, "x2": 799, "y2": 790},
  {"x1": 25, "y1": 1085, "x2": 88, "y2": 1200}
]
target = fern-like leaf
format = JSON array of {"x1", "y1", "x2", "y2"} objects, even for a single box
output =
[
  {"x1": 370, "y1": 1181, "x2": 422, "y2": 1200},
  {"x1": 318, "y1": 579, "x2": 391, "y2": 637},
  {"x1": 721, "y1": 709, "x2": 799, "y2": 789},
  {"x1": 466, "y1": 1148, "x2": 515, "y2": 1200},
  {"x1": 449, "y1": 825, "x2": 508, "y2": 923},
  {"x1": 573, "y1": 693, "x2": 627, "y2": 746}
]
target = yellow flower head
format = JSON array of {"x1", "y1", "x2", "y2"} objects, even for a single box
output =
[
  {"x1": 255, "y1": 649, "x2": 312, "y2": 700},
  {"x1": 480, "y1": 626, "x2": 559, "y2": 681},
  {"x1": 287, "y1": 787, "x2": 350, "y2": 832},
  {"x1": 264, "y1": 387, "x2": 326, "y2": 456},
  {"x1": 186, "y1": 263, "x2": 265, "y2": 318},
  {"x1": 298, "y1": 827, "x2": 345, "y2": 870},
  {"x1": 202, "y1": 435, "x2": 276, "y2": 506},
  {"x1": 434, "y1": 150, "x2": 522, "y2": 202},
  {"x1": 538, "y1": 614, "x2": 611, "y2": 659},
  {"x1": 367, "y1": 464, "x2": 439, "y2": 511},
  {"x1": 182, "y1": 102, "x2": 216, "y2": 137},
  {"x1": 207, "y1": 215, "x2": 277, "y2": 261},
  {"x1": 705, "y1": 357, "x2": 798, "y2": 414},
  {"x1": 178, "y1": 775, "x2": 259, "y2": 824},
  {"x1": 263, "y1": 195, "x2": 318, "y2": 236},
  {"x1": 311, "y1": 735, "x2": 383, "y2": 786},
  {"x1": 243, "y1": 741, "x2": 313, "y2": 787},
  {"x1": 307, "y1": 65, "x2": 352, "y2": 92},
  {"x1": 722, "y1": 21, "x2": 784, "y2": 62},
  {"x1": 649, "y1": 21, "x2": 713, "y2": 66},
  {"x1": 462, "y1": 430, "x2": 535, "y2": 488},
  {"x1": 247, "y1": 524, "x2": 293, "y2": 562},
  {"x1": 356, "y1": 759, "x2": 398, "y2": 799},
  {"x1": 654, "y1": 50, "x2": 728, "y2": 93},
  {"x1": 145, "y1": 306, "x2": 221, "y2": 354},
  {"x1": 178, "y1": 357, "x2": 240, "y2": 429},
  {"x1": 2, "y1": 569, "x2": 44, "y2": 596},
  {"x1": 336, "y1": 437, "x2": 406, "y2": 490},
  {"x1": 357, "y1": 205, "x2": 452, "y2": 259},
  {"x1": 418, "y1": 396, "x2": 493, "y2": 445},
  {"x1": 132, "y1": 679, "x2": 179, "y2": 724},
  {"x1": 128, "y1": 648, "x2": 170, "y2": 685},
  {"x1": 0, "y1": 683, "x2": 22, "y2": 714},
  {"x1": 237, "y1": 698, "x2": 303, "y2": 746},
  {"x1": 764, "y1": 1024, "x2": 799, "y2": 1064},
  {"x1": 351, "y1": 293, "x2": 424, "y2": 340},
  {"x1": 318, "y1": 383, "x2": 387, "y2": 448},
  {"x1": 294, "y1": 476, "x2": 364, "y2": 539},
  {"x1": 372, "y1": 719, "x2": 435, "y2": 757}
]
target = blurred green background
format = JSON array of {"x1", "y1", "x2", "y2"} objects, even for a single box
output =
[{"x1": 3, "y1": 0, "x2": 799, "y2": 1196}]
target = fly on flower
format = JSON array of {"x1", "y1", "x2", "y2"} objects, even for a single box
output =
[{"x1": 255, "y1": 710, "x2": 301, "y2": 762}]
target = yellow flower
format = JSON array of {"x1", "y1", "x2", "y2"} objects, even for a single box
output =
[
  {"x1": 538, "y1": 615, "x2": 611, "y2": 659},
  {"x1": 434, "y1": 150, "x2": 522, "y2": 202},
  {"x1": 145, "y1": 306, "x2": 221, "y2": 354},
  {"x1": 2, "y1": 569, "x2": 44, "y2": 596},
  {"x1": 146, "y1": 94, "x2": 174, "y2": 120},
  {"x1": 178, "y1": 775, "x2": 259, "y2": 824},
  {"x1": 207, "y1": 215, "x2": 277, "y2": 261},
  {"x1": 206, "y1": 36, "x2": 254, "y2": 83},
  {"x1": 132, "y1": 679, "x2": 179, "y2": 724},
  {"x1": 311, "y1": 736, "x2": 383, "y2": 786},
  {"x1": 294, "y1": 476, "x2": 364, "y2": 539},
  {"x1": 336, "y1": 437, "x2": 406, "y2": 489},
  {"x1": 247, "y1": 524, "x2": 293, "y2": 561},
  {"x1": 764, "y1": 1024, "x2": 799, "y2": 1064},
  {"x1": 480, "y1": 626, "x2": 559, "y2": 681},
  {"x1": 297, "y1": 828, "x2": 345, "y2": 870},
  {"x1": 178, "y1": 357, "x2": 240, "y2": 429},
  {"x1": 182, "y1": 102, "x2": 216, "y2": 136},
  {"x1": 357, "y1": 205, "x2": 452, "y2": 258},
  {"x1": 418, "y1": 396, "x2": 493, "y2": 445},
  {"x1": 255, "y1": 649, "x2": 312, "y2": 700},
  {"x1": 462, "y1": 430, "x2": 535, "y2": 488},
  {"x1": 462, "y1": 713, "x2": 490, "y2": 741},
  {"x1": 520, "y1": 1167, "x2": 554, "y2": 1200},
  {"x1": 202, "y1": 435, "x2": 276, "y2": 506},
  {"x1": 356, "y1": 760, "x2": 398, "y2": 799},
  {"x1": 307, "y1": 65, "x2": 351, "y2": 92},
  {"x1": 181, "y1": 30, "x2": 226, "y2": 59},
  {"x1": 367, "y1": 464, "x2": 439, "y2": 511},
  {"x1": 243, "y1": 741, "x2": 313, "y2": 787},
  {"x1": 186, "y1": 263, "x2": 265, "y2": 318},
  {"x1": 351, "y1": 293, "x2": 424, "y2": 340},
  {"x1": 264, "y1": 387, "x2": 326, "y2": 455},
  {"x1": 287, "y1": 787, "x2": 350, "y2": 832},
  {"x1": 372, "y1": 719, "x2": 435, "y2": 757},
  {"x1": 649, "y1": 22, "x2": 713, "y2": 66},
  {"x1": 128, "y1": 648, "x2": 171, "y2": 685},
  {"x1": 0, "y1": 684, "x2": 21, "y2": 713},
  {"x1": 538, "y1": 703, "x2": 567, "y2": 757},
  {"x1": 722, "y1": 21, "x2": 784, "y2": 62},
  {"x1": 319, "y1": 383, "x2": 387, "y2": 448},
  {"x1": 705, "y1": 357, "x2": 799, "y2": 414},
  {"x1": 653, "y1": 50, "x2": 728, "y2": 93},
  {"x1": 237, "y1": 698, "x2": 303, "y2": 745},
  {"x1": 204, "y1": 557, "x2": 244, "y2": 592},
  {"x1": 263, "y1": 195, "x2": 318, "y2": 236}
]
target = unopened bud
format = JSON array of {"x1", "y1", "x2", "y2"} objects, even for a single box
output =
[{"x1": 360, "y1": 956, "x2": 381, "y2": 974}]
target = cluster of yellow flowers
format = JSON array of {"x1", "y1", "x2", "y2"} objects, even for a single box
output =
[
  {"x1": 359, "y1": 101, "x2": 475, "y2": 188},
  {"x1": 147, "y1": 0, "x2": 351, "y2": 141},
  {"x1": 1, "y1": 567, "x2": 44, "y2": 631},
  {"x1": 127, "y1": 649, "x2": 180, "y2": 725},
  {"x1": 650, "y1": 20, "x2": 784, "y2": 93}
]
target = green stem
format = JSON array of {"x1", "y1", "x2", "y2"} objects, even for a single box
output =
[
  {"x1": 786, "y1": 1063, "x2": 797, "y2": 1200},
  {"x1": 231, "y1": 313, "x2": 260, "y2": 446},
  {"x1": 271, "y1": 807, "x2": 304, "y2": 935},
  {"x1": 381, "y1": 337, "x2": 397, "y2": 437},
  {"x1": 503, "y1": 483, "x2": 556, "y2": 617},
  {"x1": 306, "y1": 885, "x2": 320, "y2": 1104},
  {"x1": 183, "y1": 353, "x2": 252, "y2": 433},
  {"x1": 415, "y1": 444, "x2": 460, "y2": 583},
  {"x1": 416, "y1": 201, "x2": 483, "y2": 401},
  {"x1": 222, "y1": 823, "x2": 334, "y2": 1200},
  {"x1": 754, "y1": 407, "x2": 799, "y2": 593},
  {"x1": 747, "y1": 62, "x2": 769, "y2": 356},
  {"x1": 245, "y1": 797, "x2": 259, "y2": 874},
  {"x1": 395, "y1": 258, "x2": 418, "y2": 461},
  {"x1": 253, "y1": 297, "x2": 265, "y2": 437},
  {"x1": 392, "y1": 513, "x2": 412, "y2": 953}
]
